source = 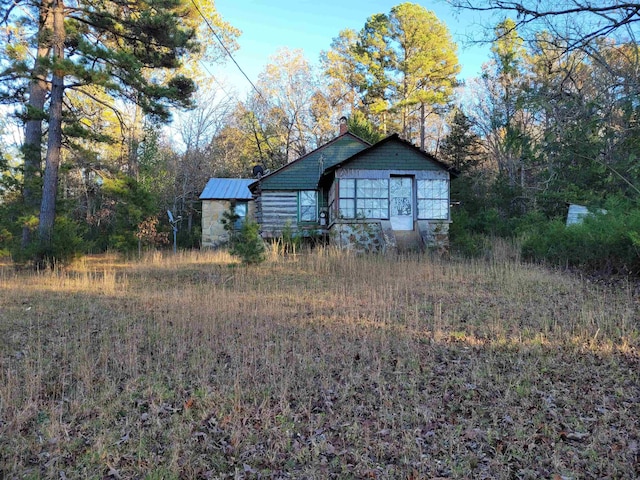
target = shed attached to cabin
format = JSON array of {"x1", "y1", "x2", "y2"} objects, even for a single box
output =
[{"x1": 199, "y1": 178, "x2": 254, "y2": 247}]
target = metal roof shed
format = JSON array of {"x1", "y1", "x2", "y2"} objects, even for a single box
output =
[
  {"x1": 200, "y1": 178, "x2": 254, "y2": 248},
  {"x1": 199, "y1": 178, "x2": 254, "y2": 200}
]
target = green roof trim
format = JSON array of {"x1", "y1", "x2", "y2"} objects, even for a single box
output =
[{"x1": 249, "y1": 133, "x2": 370, "y2": 191}]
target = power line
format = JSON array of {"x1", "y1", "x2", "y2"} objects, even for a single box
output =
[
  {"x1": 199, "y1": 61, "x2": 235, "y2": 102},
  {"x1": 188, "y1": 0, "x2": 279, "y2": 166},
  {"x1": 189, "y1": 0, "x2": 266, "y2": 103}
]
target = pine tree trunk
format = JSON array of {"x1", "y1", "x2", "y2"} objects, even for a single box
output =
[
  {"x1": 37, "y1": 0, "x2": 65, "y2": 251},
  {"x1": 21, "y1": 4, "x2": 52, "y2": 249}
]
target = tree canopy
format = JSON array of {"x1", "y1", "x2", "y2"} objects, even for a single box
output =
[{"x1": 322, "y1": 2, "x2": 460, "y2": 146}]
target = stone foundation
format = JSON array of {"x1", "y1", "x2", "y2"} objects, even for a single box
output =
[
  {"x1": 329, "y1": 221, "x2": 386, "y2": 253},
  {"x1": 329, "y1": 220, "x2": 450, "y2": 253},
  {"x1": 417, "y1": 220, "x2": 450, "y2": 250}
]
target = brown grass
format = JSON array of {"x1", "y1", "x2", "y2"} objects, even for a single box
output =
[{"x1": 0, "y1": 247, "x2": 638, "y2": 479}]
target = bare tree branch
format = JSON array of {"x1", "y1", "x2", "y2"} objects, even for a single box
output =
[{"x1": 447, "y1": 0, "x2": 640, "y2": 50}]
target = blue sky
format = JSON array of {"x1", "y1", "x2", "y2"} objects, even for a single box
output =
[{"x1": 212, "y1": 0, "x2": 498, "y2": 94}]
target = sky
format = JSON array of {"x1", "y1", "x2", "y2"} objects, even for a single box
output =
[{"x1": 210, "y1": 0, "x2": 498, "y2": 96}]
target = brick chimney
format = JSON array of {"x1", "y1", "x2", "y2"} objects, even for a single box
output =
[{"x1": 338, "y1": 116, "x2": 348, "y2": 135}]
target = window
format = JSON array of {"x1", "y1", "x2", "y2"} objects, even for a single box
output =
[
  {"x1": 417, "y1": 179, "x2": 449, "y2": 219},
  {"x1": 338, "y1": 179, "x2": 389, "y2": 219},
  {"x1": 299, "y1": 190, "x2": 317, "y2": 222},
  {"x1": 338, "y1": 179, "x2": 355, "y2": 218},
  {"x1": 357, "y1": 179, "x2": 389, "y2": 218},
  {"x1": 233, "y1": 201, "x2": 248, "y2": 229}
]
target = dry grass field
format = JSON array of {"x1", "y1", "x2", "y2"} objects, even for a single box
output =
[{"x1": 0, "y1": 245, "x2": 639, "y2": 479}]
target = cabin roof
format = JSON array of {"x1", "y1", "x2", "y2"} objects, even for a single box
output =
[
  {"x1": 199, "y1": 178, "x2": 254, "y2": 200},
  {"x1": 249, "y1": 132, "x2": 371, "y2": 191},
  {"x1": 321, "y1": 133, "x2": 456, "y2": 179}
]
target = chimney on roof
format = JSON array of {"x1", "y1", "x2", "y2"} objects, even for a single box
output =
[{"x1": 338, "y1": 116, "x2": 348, "y2": 136}]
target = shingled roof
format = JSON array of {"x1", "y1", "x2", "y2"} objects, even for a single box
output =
[
  {"x1": 320, "y1": 133, "x2": 457, "y2": 180},
  {"x1": 249, "y1": 132, "x2": 370, "y2": 191}
]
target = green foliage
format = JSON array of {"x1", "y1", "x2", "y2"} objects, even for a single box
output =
[
  {"x1": 522, "y1": 201, "x2": 640, "y2": 275},
  {"x1": 230, "y1": 220, "x2": 266, "y2": 265},
  {"x1": 323, "y1": 3, "x2": 459, "y2": 139},
  {"x1": 0, "y1": 227, "x2": 12, "y2": 257},
  {"x1": 448, "y1": 208, "x2": 487, "y2": 257},
  {"x1": 281, "y1": 221, "x2": 302, "y2": 254},
  {"x1": 439, "y1": 108, "x2": 484, "y2": 173},
  {"x1": 85, "y1": 174, "x2": 158, "y2": 252},
  {"x1": 222, "y1": 205, "x2": 265, "y2": 265},
  {"x1": 347, "y1": 111, "x2": 383, "y2": 144},
  {"x1": 12, "y1": 215, "x2": 85, "y2": 268}
]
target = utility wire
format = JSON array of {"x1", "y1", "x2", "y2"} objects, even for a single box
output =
[
  {"x1": 188, "y1": 0, "x2": 278, "y2": 166},
  {"x1": 199, "y1": 61, "x2": 235, "y2": 102},
  {"x1": 189, "y1": 0, "x2": 266, "y2": 103}
]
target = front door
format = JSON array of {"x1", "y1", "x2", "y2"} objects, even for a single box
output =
[{"x1": 390, "y1": 177, "x2": 413, "y2": 230}]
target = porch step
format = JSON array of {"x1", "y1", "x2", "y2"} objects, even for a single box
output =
[{"x1": 394, "y1": 230, "x2": 424, "y2": 253}]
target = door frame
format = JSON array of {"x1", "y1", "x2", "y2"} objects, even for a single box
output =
[{"x1": 389, "y1": 175, "x2": 414, "y2": 231}]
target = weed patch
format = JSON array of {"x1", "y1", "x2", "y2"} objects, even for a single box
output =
[{"x1": 0, "y1": 249, "x2": 638, "y2": 478}]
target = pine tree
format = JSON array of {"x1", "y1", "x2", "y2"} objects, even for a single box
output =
[
  {"x1": 440, "y1": 108, "x2": 484, "y2": 173},
  {"x1": 3, "y1": 0, "x2": 202, "y2": 263},
  {"x1": 323, "y1": 3, "x2": 460, "y2": 144}
]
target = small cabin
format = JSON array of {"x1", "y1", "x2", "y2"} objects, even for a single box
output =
[
  {"x1": 249, "y1": 125, "x2": 456, "y2": 252},
  {"x1": 199, "y1": 178, "x2": 254, "y2": 248}
]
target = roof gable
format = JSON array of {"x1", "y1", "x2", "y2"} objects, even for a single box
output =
[
  {"x1": 250, "y1": 133, "x2": 370, "y2": 191},
  {"x1": 323, "y1": 133, "x2": 454, "y2": 175},
  {"x1": 199, "y1": 178, "x2": 254, "y2": 200}
]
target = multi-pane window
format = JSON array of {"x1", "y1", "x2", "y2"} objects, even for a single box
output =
[
  {"x1": 299, "y1": 190, "x2": 317, "y2": 222},
  {"x1": 338, "y1": 179, "x2": 355, "y2": 218},
  {"x1": 338, "y1": 179, "x2": 389, "y2": 219},
  {"x1": 357, "y1": 179, "x2": 388, "y2": 218},
  {"x1": 417, "y1": 179, "x2": 449, "y2": 219}
]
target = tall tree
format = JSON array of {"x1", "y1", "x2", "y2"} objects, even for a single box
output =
[
  {"x1": 245, "y1": 48, "x2": 332, "y2": 167},
  {"x1": 2, "y1": 0, "x2": 239, "y2": 260},
  {"x1": 32, "y1": 0, "x2": 201, "y2": 258},
  {"x1": 347, "y1": 110, "x2": 383, "y2": 144},
  {"x1": 174, "y1": 89, "x2": 234, "y2": 233},
  {"x1": 387, "y1": 3, "x2": 460, "y2": 147},
  {"x1": 323, "y1": 3, "x2": 460, "y2": 147},
  {"x1": 439, "y1": 107, "x2": 484, "y2": 173},
  {"x1": 22, "y1": 6, "x2": 52, "y2": 248},
  {"x1": 527, "y1": 36, "x2": 640, "y2": 203},
  {"x1": 1, "y1": 2, "x2": 53, "y2": 247},
  {"x1": 480, "y1": 19, "x2": 534, "y2": 189}
]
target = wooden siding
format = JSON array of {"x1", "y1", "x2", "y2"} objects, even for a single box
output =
[
  {"x1": 258, "y1": 191, "x2": 299, "y2": 236},
  {"x1": 336, "y1": 141, "x2": 443, "y2": 172}
]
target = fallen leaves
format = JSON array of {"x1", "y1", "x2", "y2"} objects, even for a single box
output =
[{"x1": 1, "y1": 252, "x2": 639, "y2": 479}]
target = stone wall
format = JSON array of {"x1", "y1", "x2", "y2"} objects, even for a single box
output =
[
  {"x1": 329, "y1": 221, "x2": 386, "y2": 253},
  {"x1": 329, "y1": 220, "x2": 450, "y2": 253},
  {"x1": 202, "y1": 200, "x2": 257, "y2": 248},
  {"x1": 201, "y1": 200, "x2": 231, "y2": 248},
  {"x1": 417, "y1": 220, "x2": 450, "y2": 250}
]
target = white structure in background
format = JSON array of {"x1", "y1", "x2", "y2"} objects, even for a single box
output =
[{"x1": 566, "y1": 204, "x2": 607, "y2": 226}]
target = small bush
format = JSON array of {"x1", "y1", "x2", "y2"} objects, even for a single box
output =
[
  {"x1": 229, "y1": 220, "x2": 266, "y2": 265},
  {"x1": 12, "y1": 216, "x2": 85, "y2": 268},
  {"x1": 222, "y1": 206, "x2": 266, "y2": 265},
  {"x1": 281, "y1": 221, "x2": 302, "y2": 254}
]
